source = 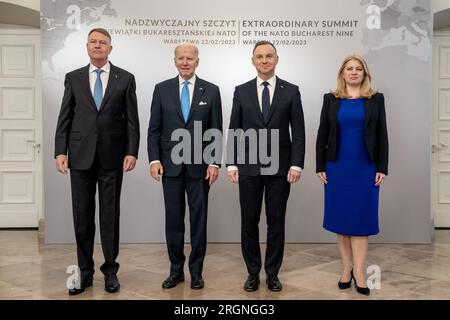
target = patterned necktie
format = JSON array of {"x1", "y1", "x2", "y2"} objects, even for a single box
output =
[
  {"x1": 262, "y1": 81, "x2": 270, "y2": 122},
  {"x1": 94, "y1": 69, "x2": 104, "y2": 110},
  {"x1": 181, "y1": 80, "x2": 190, "y2": 122}
]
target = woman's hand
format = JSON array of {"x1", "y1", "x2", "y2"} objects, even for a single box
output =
[
  {"x1": 375, "y1": 172, "x2": 386, "y2": 186},
  {"x1": 317, "y1": 172, "x2": 328, "y2": 184}
]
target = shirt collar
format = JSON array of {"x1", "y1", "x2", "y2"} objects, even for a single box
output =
[
  {"x1": 179, "y1": 74, "x2": 196, "y2": 86},
  {"x1": 257, "y1": 75, "x2": 276, "y2": 88},
  {"x1": 89, "y1": 61, "x2": 110, "y2": 73}
]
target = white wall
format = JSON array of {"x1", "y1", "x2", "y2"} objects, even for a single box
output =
[
  {"x1": 0, "y1": 0, "x2": 39, "y2": 11},
  {"x1": 432, "y1": 0, "x2": 450, "y2": 13}
]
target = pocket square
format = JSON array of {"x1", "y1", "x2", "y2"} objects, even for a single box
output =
[{"x1": 198, "y1": 101, "x2": 208, "y2": 106}]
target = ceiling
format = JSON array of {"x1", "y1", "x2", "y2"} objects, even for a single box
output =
[{"x1": 0, "y1": 1, "x2": 449, "y2": 31}]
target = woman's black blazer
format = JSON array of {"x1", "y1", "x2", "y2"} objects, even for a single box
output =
[{"x1": 315, "y1": 92, "x2": 389, "y2": 175}]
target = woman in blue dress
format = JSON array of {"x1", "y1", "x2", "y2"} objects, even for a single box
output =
[{"x1": 315, "y1": 55, "x2": 389, "y2": 295}]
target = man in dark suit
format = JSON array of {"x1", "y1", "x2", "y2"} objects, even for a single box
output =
[
  {"x1": 54, "y1": 28, "x2": 139, "y2": 295},
  {"x1": 148, "y1": 44, "x2": 222, "y2": 290},
  {"x1": 227, "y1": 41, "x2": 305, "y2": 292}
]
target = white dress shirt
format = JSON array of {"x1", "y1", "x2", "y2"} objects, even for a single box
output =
[
  {"x1": 227, "y1": 75, "x2": 302, "y2": 173},
  {"x1": 89, "y1": 62, "x2": 110, "y2": 96},
  {"x1": 256, "y1": 75, "x2": 276, "y2": 110},
  {"x1": 179, "y1": 74, "x2": 196, "y2": 105}
]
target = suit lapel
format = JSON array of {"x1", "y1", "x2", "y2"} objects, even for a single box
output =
[
  {"x1": 169, "y1": 76, "x2": 184, "y2": 123},
  {"x1": 247, "y1": 78, "x2": 265, "y2": 125},
  {"x1": 266, "y1": 77, "x2": 286, "y2": 124},
  {"x1": 99, "y1": 63, "x2": 119, "y2": 111},
  {"x1": 329, "y1": 95, "x2": 341, "y2": 124},
  {"x1": 363, "y1": 97, "x2": 372, "y2": 129},
  {"x1": 79, "y1": 65, "x2": 98, "y2": 112},
  {"x1": 187, "y1": 77, "x2": 206, "y2": 123}
]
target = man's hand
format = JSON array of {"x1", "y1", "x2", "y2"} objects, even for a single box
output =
[
  {"x1": 227, "y1": 169, "x2": 239, "y2": 184},
  {"x1": 55, "y1": 155, "x2": 69, "y2": 174},
  {"x1": 205, "y1": 166, "x2": 219, "y2": 186},
  {"x1": 287, "y1": 169, "x2": 302, "y2": 184},
  {"x1": 123, "y1": 155, "x2": 137, "y2": 172},
  {"x1": 150, "y1": 162, "x2": 164, "y2": 181}
]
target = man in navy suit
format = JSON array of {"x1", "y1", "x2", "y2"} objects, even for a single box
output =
[
  {"x1": 148, "y1": 44, "x2": 223, "y2": 290},
  {"x1": 227, "y1": 41, "x2": 305, "y2": 292},
  {"x1": 55, "y1": 28, "x2": 140, "y2": 295}
]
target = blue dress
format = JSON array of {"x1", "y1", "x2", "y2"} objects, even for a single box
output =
[{"x1": 323, "y1": 99, "x2": 379, "y2": 236}]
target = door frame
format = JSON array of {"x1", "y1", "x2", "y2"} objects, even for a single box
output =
[
  {"x1": 0, "y1": 27, "x2": 43, "y2": 228},
  {"x1": 432, "y1": 30, "x2": 450, "y2": 228}
]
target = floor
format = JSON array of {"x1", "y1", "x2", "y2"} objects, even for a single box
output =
[{"x1": 1, "y1": 230, "x2": 450, "y2": 300}]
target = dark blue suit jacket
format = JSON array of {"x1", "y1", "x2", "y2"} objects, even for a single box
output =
[
  {"x1": 227, "y1": 77, "x2": 305, "y2": 176},
  {"x1": 147, "y1": 76, "x2": 223, "y2": 178}
]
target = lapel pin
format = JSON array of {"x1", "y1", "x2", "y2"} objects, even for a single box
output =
[{"x1": 199, "y1": 87, "x2": 203, "y2": 91}]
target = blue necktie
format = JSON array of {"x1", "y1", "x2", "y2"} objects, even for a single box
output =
[
  {"x1": 181, "y1": 80, "x2": 190, "y2": 122},
  {"x1": 94, "y1": 69, "x2": 104, "y2": 110},
  {"x1": 262, "y1": 81, "x2": 270, "y2": 122}
]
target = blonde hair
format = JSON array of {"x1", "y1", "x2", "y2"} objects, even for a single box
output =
[{"x1": 332, "y1": 54, "x2": 377, "y2": 99}]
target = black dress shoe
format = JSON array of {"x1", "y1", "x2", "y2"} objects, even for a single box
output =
[
  {"x1": 244, "y1": 274, "x2": 259, "y2": 292},
  {"x1": 338, "y1": 269, "x2": 352, "y2": 289},
  {"x1": 68, "y1": 276, "x2": 93, "y2": 296},
  {"x1": 191, "y1": 277, "x2": 204, "y2": 290},
  {"x1": 352, "y1": 270, "x2": 370, "y2": 296},
  {"x1": 267, "y1": 275, "x2": 282, "y2": 292},
  {"x1": 162, "y1": 273, "x2": 185, "y2": 289},
  {"x1": 105, "y1": 274, "x2": 120, "y2": 293}
]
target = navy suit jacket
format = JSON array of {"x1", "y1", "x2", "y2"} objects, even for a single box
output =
[
  {"x1": 147, "y1": 76, "x2": 223, "y2": 178},
  {"x1": 54, "y1": 63, "x2": 140, "y2": 170},
  {"x1": 227, "y1": 77, "x2": 305, "y2": 176}
]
